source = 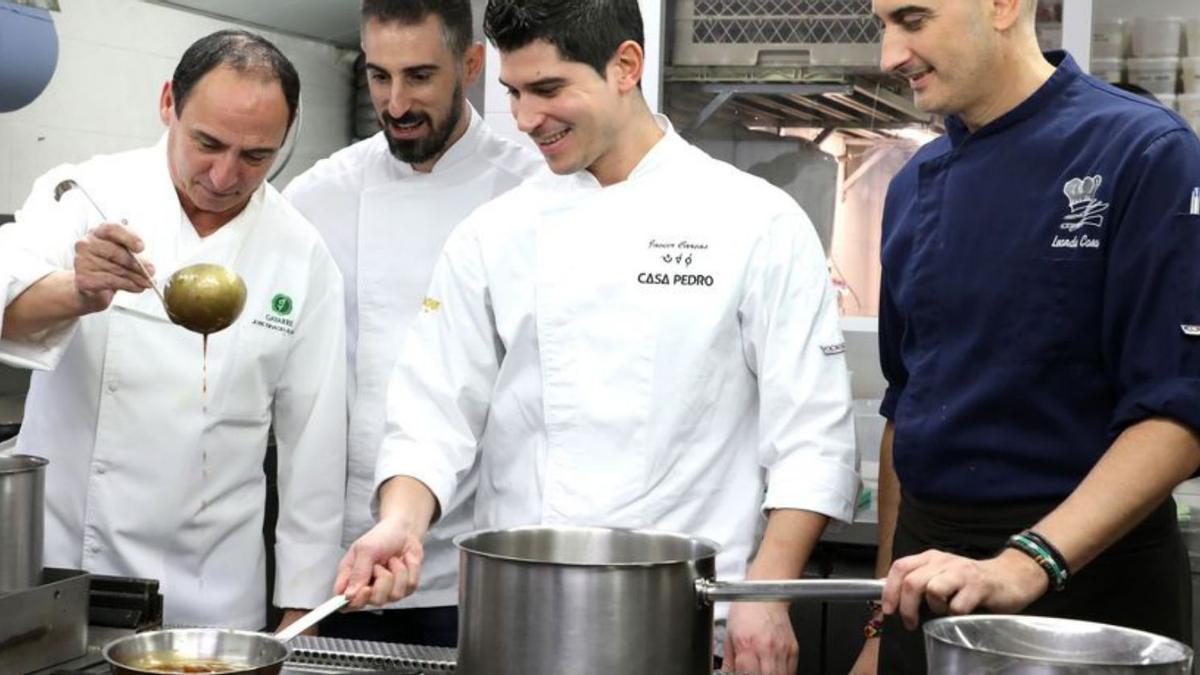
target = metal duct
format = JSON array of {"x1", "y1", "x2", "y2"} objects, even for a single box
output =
[{"x1": 0, "y1": 0, "x2": 58, "y2": 112}]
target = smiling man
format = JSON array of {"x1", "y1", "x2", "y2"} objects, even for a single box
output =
[
  {"x1": 284, "y1": 0, "x2": 541, "y2": 647},
  {"x1": 0, "y1": 30, "x2": 347, "y2": 631},
  {"x1": 334, "y1": 1, "x2": 859, "y2": 673},
  {"x1": 850, "y1": 1, "x2": 1200, "y2": 673}
]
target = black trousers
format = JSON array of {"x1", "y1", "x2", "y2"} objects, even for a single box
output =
[
  {"x1": 879, "y1": 492, "x2": 1192, "y2": 675},
  {"x1": 318, "y1": 605, "x2": 459, "y2": 647}
]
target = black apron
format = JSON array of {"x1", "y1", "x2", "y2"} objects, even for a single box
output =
[{"x1": 879, "y1": 492, "x2": 1192, "y2": 675}]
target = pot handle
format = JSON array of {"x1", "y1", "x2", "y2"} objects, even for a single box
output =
[{"x1": 696, "y1": 578, "x2": 884, "y2": 605}]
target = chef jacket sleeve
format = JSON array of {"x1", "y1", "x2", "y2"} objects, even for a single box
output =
[
  {"x1": 1105, "y1": 127, "x2": 1200, "y2": 437},
  {"x1": 373, "y1": 221, "x2": 500, "y2": 519},
  {"x1": 877, "y1": 170, "x2": 910, "y2": 422},
  {"x1": 877, "y1": 276, "x2": 906, "y2": 421},
  {"x1": 0, "y1": 167, "x2": 93, "y2": 369},
  {"x1": 269, "y1": 252, "x2": 349, "y2": 610},
  {"x1": 739, "y1": 207, "x2": 859, "y2": 524}
]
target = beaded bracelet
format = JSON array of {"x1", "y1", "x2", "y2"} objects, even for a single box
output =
[
  {"x1": 863, "y1": 601, "x2": 884, "y2": 638},
  {"x1": 1006, "y1": 530, "x2": 1069, "y2": 591}
]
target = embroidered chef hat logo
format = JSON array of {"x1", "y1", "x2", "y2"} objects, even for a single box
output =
[
  {"x1": 271, "y1": 293, "x2": 294, "y2": 316},
  {"x1": 422, "y1": 297, "x2": 442, "y2": 313},
  {"x1": 1063, "y1": 176, "x2": 1100, "y2": 210},
  {"x1": 1060, "y1": 175, "x2": 1109, "y2": 232}
]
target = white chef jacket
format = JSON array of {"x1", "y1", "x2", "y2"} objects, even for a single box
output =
[
  {"x1": 284, "y1": 106, "x2": 543, "y2": 608},
  {"x1": 376, "y1": 116, "x2": 859, "y2": 595},
  {"x1": 0, "y1": 137, "x2": 347, "y2": 629}
]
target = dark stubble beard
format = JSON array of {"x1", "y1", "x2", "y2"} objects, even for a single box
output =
[{"x1": 380, "y1": 82, "x2": 464, "y2": 165}]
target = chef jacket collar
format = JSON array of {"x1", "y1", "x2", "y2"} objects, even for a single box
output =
[
  {"x1": 568, "y1": 113, "x2": 686, "y2": 190},
  {"x1": 944, "y1": 50, "x2": 1078, "y2": 148},
  {"x1": 379, "y1": 103, "x2": 487, "y2": 181}
]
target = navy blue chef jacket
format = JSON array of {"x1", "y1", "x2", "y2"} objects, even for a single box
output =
[{"x1": 880, "y1": 52, "x2": 1200, "y2": 503}]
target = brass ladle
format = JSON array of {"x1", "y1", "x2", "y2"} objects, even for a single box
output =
[{"x1": 53, "y1": 179, "x2": 247, "y2": 336}]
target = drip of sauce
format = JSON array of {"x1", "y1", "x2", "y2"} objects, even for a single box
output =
[{"x1": 202, "y1": 334, "x2": 208, "y2": 396}]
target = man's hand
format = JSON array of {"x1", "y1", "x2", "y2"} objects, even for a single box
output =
[
  {"x1": 276, "y1": 608, "x2": 319, "y2": 636},
  {"x1": 882, "y1": 548, "x2": 1049, "y2": 629},
  {"x1": 848, "y1": 635, "x2": 879, "y2": 675},
  {"x1": 72, "y1": 221, "x2": 156, "y2": 313},
  {"x1": 335, "y1": 516, "x2": 425, "y2": 609},
  {"x1": 721, "y1": 601, "x2": 798, "y2": 675}
]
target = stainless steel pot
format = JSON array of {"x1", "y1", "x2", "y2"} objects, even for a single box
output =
[
  {"x1": 0, "y1": 454, "x2": 47, "y2": 593},
  {"x1": 454, "y1": 525, "x2": 883, "y2": 675},
  {"x1": 103, "y1": 628, "x2": 290, "y2": 675},
  {"x1": 924, "y1": 615, "x2": 1194, "y2": 674}
]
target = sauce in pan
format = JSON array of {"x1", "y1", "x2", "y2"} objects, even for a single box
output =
[{"x1": 127, "y1": 655, "x2": 242, "y2": 673}]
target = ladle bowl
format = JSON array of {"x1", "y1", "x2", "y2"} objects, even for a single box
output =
[{"x1": 163, "y1": 263, "x2": 247, "y2": 335}]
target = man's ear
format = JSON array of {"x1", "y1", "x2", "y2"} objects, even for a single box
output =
[
  {"x1": 991, "y1": 0, "x2": 1025, "y2": 32},
  {"x1": 608, "y1": 39, "x2": 645, "y2": 93},
  {"x1": 462, "y1": 41, "x2": 485, "y2": 87},
  {"x1": 159, "y1": 80, "x2": 175, "y2": 126}
]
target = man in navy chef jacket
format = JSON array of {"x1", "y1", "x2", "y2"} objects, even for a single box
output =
[{"x1": 853, "y1": 0, "x2": 1200, "y2": 673}]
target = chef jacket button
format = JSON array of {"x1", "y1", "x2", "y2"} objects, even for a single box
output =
[
  {"x1": 89, "y1": 544, "x2": 101, "y2": 554},
  {"x1": 95, "y1": 464, "x2": 107, "y2": 475},
  {"x1": 106, "y1": 382, "x2": 118, "y2": 393}
]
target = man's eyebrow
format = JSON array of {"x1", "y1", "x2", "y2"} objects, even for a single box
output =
[
  {"x1": 888, "y1": 5, "x2": 931, "y2": 22},
  {"x1": 498, "y1": 75, "x2": 569, "y2": 90},
  {"x1": 192, "y1": 130, "x2": 225, "y2": 146},
  {"x1": 192, "y1": 129, "x2": 276, "y2": 156}
]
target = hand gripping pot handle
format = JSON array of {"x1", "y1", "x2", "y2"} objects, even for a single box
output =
[{"x1": 696, "y1": 577, "x2": 885, "y2": 605}]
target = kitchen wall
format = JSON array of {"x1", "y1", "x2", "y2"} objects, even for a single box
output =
[
  {"x1": 0, "y1": 0, "x2": 355, "y2": 215},
  {"x1": 1095, "y1": 0, "x2": 1200, "y2": 21}
]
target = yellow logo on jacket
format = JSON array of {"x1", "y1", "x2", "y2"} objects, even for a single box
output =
[{"x1": 422, "y1": 297, "x2": 442, "y2": 313}]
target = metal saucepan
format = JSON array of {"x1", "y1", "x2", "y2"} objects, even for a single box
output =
[
  {"x1": 925, "y1": 615, "x2": 1193, "y2": 673},
  {"x1": 453, "y1": 525, "x2": 884, "y2": 675},
  {"x1": 0, "y1": 454, "x2": 47, "y2": 594},
  {"x1": 102, "y1": 596, "x2": 347, "y2": 674}
]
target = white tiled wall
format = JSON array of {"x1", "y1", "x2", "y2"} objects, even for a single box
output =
[{"x1": 0, "y1": 0, "x2": 355, "y2": 214}]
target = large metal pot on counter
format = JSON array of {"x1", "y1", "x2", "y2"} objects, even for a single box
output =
[
  {"x1": 924, "y1": 615, "x2": 1193, "y2": 673},
  {"x1": 454, "y1": 525, "x2": 883, "y2": 675},
  {"x1": 0, "y1": 454, "x2": 47, "y2": 593}
]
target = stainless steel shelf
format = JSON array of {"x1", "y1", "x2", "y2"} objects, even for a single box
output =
[{"x1": 664, "y1": 65, "x2": 935, "y2": 137}]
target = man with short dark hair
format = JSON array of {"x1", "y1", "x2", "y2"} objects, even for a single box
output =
[
  {"x1": 285, "y1": 0, "x2": 541, "y2": 647},
  {"x1": 0, "y1": 30, "x2": 347, "y2": 630},
  {"x1": 848, "y1": 0, "x2": 1200, "y2": 673},
  {"x1": 336, "y1": 1, "x2": 858, "y2": 672}
]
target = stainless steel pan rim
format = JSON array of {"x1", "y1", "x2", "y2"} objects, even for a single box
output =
[
  {"x1": 454, "y1": 524, "x2": 722, "y2": 567},
  {"x1": 0, "y1": 454, "x2": 48, "y2": 474},
  {"x1": 924, "y1": 615, "x2": 1194, "y2": 667}
]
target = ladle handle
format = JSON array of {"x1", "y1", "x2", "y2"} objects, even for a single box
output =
[
  {"x1": 123, "y1": 245, "x2": 169, "y2": 310},
  {"x1": 697, "y1": 578, "x2": 884, "y2": 604}
]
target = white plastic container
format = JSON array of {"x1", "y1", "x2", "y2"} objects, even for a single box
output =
[
  {"x1": 1178, "y1": 94, "x2": 1200, "y2": 133},
  {"x1": 1092, "y1": 19, "x2": 1128, "y2": 59},
  {"x1": 1186, "y1": 19, "x2": 1200, "y2": 57},
  {"x1": 1089, "y1": 57, "x2": 1124, "y2": 84},
  {"x1": 1127, "y1": 56, "x2": 1180, "y2": 95},
  {"x1": 1132, "y1": 16, "x2": 1184, "y2": 58},
  {"x1": 1182, "y1": 56, "x2": 1200, "y2": 94}
]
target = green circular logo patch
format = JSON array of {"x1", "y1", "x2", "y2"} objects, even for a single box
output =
[{"x1": 271, "y1": 293, "x2": 294, "y2": 316}]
